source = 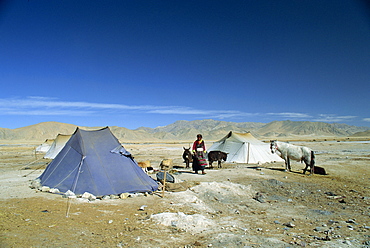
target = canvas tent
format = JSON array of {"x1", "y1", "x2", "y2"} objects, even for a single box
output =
[
  {"x1": 43, "y1": 134, "x2": 71, "y2": 159},
  {"x1": 208, "y1": 131, "x2": 284, "y2": 164},
  {"x1": 35, "y1": 139, "x2": 54, "y2": 154},
  {"x1": 37, "y1": 127, "x2": 158, "y2": 196}
]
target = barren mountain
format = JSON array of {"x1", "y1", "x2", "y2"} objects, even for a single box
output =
[
  {"x1": 256, "y1": 120, "x2": 352, "y2": 137},
  {"x1": 350, "y1": 129, "x2": 370, "y2": 137},
  {"x1": 12, "y1": 122, "x2": 77, "y2": 140},
  {"x1": 0, "y1": 127, "x2": 13, "y2": 140},
  {"x1": 137, "y1": 119, "x2": 265, "y2": 140},
  {"x1": 0, "y1": 120, "x2": 368, "y2": 142}
]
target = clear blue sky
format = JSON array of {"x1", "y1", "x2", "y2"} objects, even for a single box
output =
[{"x1": 1, "y1": 0, "x2": 369, "y2": 129}]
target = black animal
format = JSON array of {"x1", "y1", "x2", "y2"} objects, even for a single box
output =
[
  {"x1": 208, "y1": 151, "x2": 227, "y2": 168},
  {"x1": 182, "y1": 147, "x2": 193, "y2": 168}
]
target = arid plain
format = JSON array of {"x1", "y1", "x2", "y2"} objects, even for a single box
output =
[{"x1": 1, "y1": 133, "x2": 369, "y2": 247}]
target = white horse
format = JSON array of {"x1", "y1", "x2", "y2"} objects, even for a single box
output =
[{"x1": 270, "y1": 140, "x2": 315, "y2": 175}]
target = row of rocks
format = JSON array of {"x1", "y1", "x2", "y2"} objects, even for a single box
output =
[{"x1": 30, "y1": 179, "x2": 150, "y2": 201}]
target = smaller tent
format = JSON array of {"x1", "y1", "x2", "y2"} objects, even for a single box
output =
[
  {"x1": 208, "y1": 131, "x2": 284, "y2": 164},
  {"x1": 35, "y1": 139, "x2": 54, "y2": 154},
  {"x1": 43, "y1": 134, "x2": 71, "y2": 159},
  {"x1": 38, "y1": 127, "x2": 158, "y2": 196}
]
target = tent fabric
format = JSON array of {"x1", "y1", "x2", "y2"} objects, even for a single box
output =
[
  {"x1": 38, "y1": 127, "x2": 158, "y2": 196},
  {"x1": 35, "y1": 139, "x2": 54, "y2": 153},
  {"x1": 208, "y1": 131, "x2": 284, "y2": 164},
  {"x1": 43, "y1": 134, "x2": 71, "y2": 159}
]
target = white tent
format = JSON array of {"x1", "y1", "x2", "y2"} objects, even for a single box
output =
[
  {"x1": 35, "y1": 139, "x2": 54, "y2": 154},
  {"x1": 43, "y1": 134, "x2": 71, "y2": 159},
  {"x1": 208, "y1": 131, "x2": 284, "y2": 164}
]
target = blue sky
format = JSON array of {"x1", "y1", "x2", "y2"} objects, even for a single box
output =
[{"x1": 1, "y1": 0, "x2": 369, "y2": 129}]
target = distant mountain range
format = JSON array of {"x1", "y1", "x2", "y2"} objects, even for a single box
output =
[{"x1": 0, "y1": 120, "x2": 369, "y2": 142}]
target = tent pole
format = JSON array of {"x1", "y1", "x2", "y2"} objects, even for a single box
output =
[
  {"x1": 162, "y1": 169, "x2": 167, "y2": 198},
  {"x1": 66, "y1": 156, "x2": 85, "y2": 218},
  {"x1": 66, "y1": 198, "x2": 72, "y2": 218}
]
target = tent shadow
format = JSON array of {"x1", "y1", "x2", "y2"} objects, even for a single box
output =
[
  {"x1": 265, "y1": 167, "x2": 307, "y2": 175},
  {"x1": 175, "y1": 170, "x2": 196, "y2": 174},
  {"x1": 286, "y1": 170, "x2": 305, "y2": 175},
  {"x1": 173, "y1": 165, "x2": 186, "y2": 169},
  {"x1": 246, "y1": 166, "x2": 263, "y2": 170},
  {"x1": 265, "y1": 167, "x2": 286, "y2": 172},
  {"x1": 172, "y1": 166, "x2": 196, "y2": 174}
]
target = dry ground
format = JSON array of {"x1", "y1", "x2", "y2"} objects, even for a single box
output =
[{"x1": 0, "y1": 139, "x2": 369, "y2": 247}]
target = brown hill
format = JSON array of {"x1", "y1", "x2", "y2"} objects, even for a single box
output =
[
  {"x1": 256, "y1": 120, "x2": 351, "y2": 137},
  {"x1": 350, "y1": 130, "x2": 370, "y2": 137},
  {"x1": 0, "y1": 127, "x2": 13, "y2": 140},
  {"x1": 10, "y1": 122, "x2": 78, "y2": 140},
  {"x1": 0, "y1": 120, "x2": 368, "y2": 142},
  {"x1": 138, "y1": 119, "x2": 265, "y2": 141}
]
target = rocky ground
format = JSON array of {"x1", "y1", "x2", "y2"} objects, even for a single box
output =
[{"x1": 0, "y1": 139, "x2": 369, "y2": 247}]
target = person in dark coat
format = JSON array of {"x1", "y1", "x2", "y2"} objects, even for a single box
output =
[{"x1": 192, "y1": 134, "x2": 207, "y2": 174}]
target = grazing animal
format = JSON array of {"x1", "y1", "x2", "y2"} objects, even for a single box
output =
[
  {"x1": 270, "y1": 140, "x2": 315, "y2": 175},
  {"x1": 208, "y1": 151, "x2": 227, "y2": 168},
  {"x1": 182, "y1": 147, "x2": 193, "y2": 168}
]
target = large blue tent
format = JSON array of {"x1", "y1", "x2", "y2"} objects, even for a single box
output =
[{"x1": 38, "y1": 127, "x2": 158, "y2": 196}]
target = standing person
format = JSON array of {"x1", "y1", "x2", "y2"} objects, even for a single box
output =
[{"x1": 192, "y1": 134, "x2": 207, "y2": 174}]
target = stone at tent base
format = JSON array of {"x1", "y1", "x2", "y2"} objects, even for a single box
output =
[
  {"x1": 41, "y1": 186, "x2": 50, "y2": 192},
  {"x1": 30, "y1": 178, "x2": 42, "y2": 190},
  {"x1": 81, "y1": 192, "x2": 96, "y2": 201},
  {"x1": 129, "y1": 193, "x2": 146, "y2": 197},
  {"x1": 65, "y1": 190, "x2": 76, "y2": 198},
  {"x1": 49, "y1": 188, "x2": 60, "y2": 194},
  {"x1": 110, "y1": 194, "x2": 120, "y2": 199},
  {"x1": 120, "y1": 193, "x2": 130, "y2": 199}
]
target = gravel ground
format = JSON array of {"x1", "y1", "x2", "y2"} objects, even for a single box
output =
[{"x1": 0, "y1": 140, "x2": 369, "y2": 247}]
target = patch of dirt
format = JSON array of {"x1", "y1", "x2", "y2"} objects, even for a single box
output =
[{"x1": 0, "y1": 140, "x2": 369, "y2": 247}]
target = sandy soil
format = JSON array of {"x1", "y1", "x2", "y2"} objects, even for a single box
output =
[{"x1": 0, "y1": 139, "x2": 369, "y2": 247}]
